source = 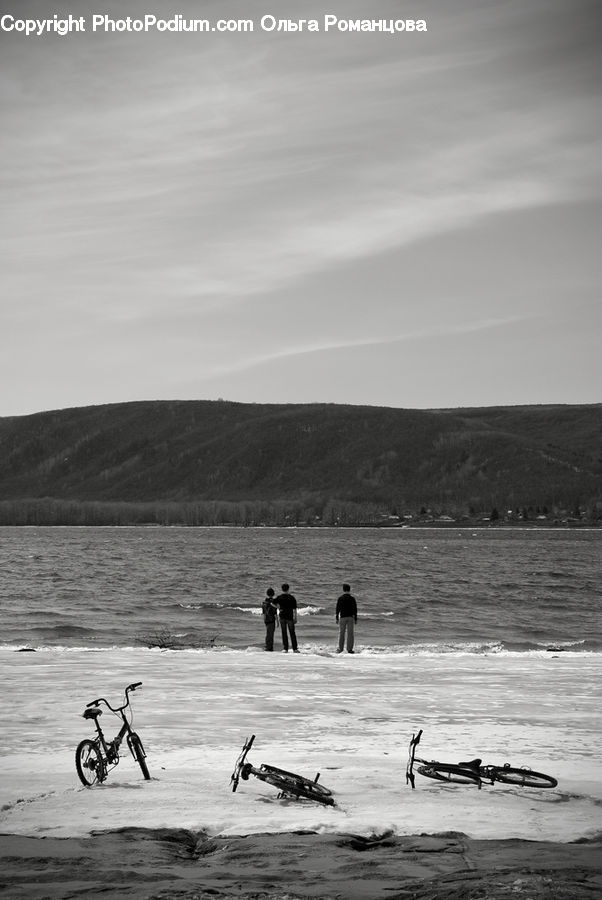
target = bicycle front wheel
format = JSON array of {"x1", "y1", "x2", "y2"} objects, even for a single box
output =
[
  {"x1": 128, "y1": 733, "x2": 151, "y2": 780},
  {"x1": 259, "y1": 765, "x2": 334, "y2": 805},
  {"x1": 493, "y1": 766, "x2": 557, "y2": 788},
  {"x1": 76, "y1": 739, "x2": 106, "y2": 786},
  {"x1": 416, "y1": 763, "x2": 481, "y2": 785}
]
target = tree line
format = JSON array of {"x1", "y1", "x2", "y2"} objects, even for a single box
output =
[{"x1": 0, "y1": 497, "x2": 598, "y2": 527}]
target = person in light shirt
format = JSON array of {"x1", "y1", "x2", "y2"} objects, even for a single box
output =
[{"x1": 335, "y1": 583, "x2": 358, "y2": 654}]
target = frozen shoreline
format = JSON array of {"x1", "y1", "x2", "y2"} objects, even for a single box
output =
[
  {"x1": 3, "y1": 646, "x2": 602, "y2": 897},
  {"x1": 2, "y1": 648, "x2": 601, "y2": 845}
]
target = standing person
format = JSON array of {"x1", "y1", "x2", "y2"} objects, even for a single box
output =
[
  {"x1": 276, "y1": 583, "x2": 299, "y2": 653},
  {"x1": 262, "y1": 587, "x2": 277, "y2": 651},
  {"x1": 336, "y1": 583, "x2": 358, "y2": 654}
]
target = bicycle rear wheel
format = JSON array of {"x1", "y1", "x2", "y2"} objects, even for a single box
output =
[
  {"x1": 416, "y1": 763, "x2": 481, "y2": 785},
  {"x1": 259, "y1": 765, "x2": 334, "y2": 805},
  {"x1": 128, "y1": 733, "x2": 151, "y2": 780},
  {"x1": 76, "y1": 739, "x2": 106, "y2": 786},
  {"x1": 493, "y1": 766, "x2": 557, "y2": 788}
]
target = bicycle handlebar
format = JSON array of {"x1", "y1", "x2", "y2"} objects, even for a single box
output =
[
  {"x1": 406, "y1": 729, "x2": 423, "y2": 789},
  {"x1": 231, "y1": 734, "x2": 256, "y2": 791},
  {"x1": 410, "y1": 729, "x2": 423, "y2": 749},
  {"x1": 85, "y1": 682, "x2": 143, "y2": 713}
]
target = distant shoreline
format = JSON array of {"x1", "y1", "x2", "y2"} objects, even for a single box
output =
[{"x1": 0, "y1": 521, "x2": 599, "y2": 529}]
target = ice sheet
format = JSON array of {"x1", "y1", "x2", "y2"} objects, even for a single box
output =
[{"x1": 1, "y1": 648, "x2": 600, "y2": 841}]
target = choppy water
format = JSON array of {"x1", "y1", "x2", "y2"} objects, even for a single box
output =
[{"x1": 1, "y1": 526, "x2": 600, "y2": 654}]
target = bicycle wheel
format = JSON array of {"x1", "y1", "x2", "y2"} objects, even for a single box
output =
[
  {"x1": 260, "y1": 764, "x2": 333, "y2": 797},
  {"x1": 75, "y1": 739, "x2": 106, "y2": 786},
  {"x1": 128, "y1": 733, "x2": 151, "y2": 780},
  {"x1": 416, "y1": 763, "x2": 481, "y2": 785},
  {"x1": 259, "y1": 766, "x2": 334, "y2": 805},
  {"x1": 492, "y1": 766, "x2": 557, "y2": 788}
]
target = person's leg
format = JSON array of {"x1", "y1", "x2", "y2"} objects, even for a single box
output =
[
  {"x1": 289, "y1": 622, "x2": 298, "y2": 652},
  {"x1": 338, "y1": 618, "x2": 346, "y2": 653},
  {"x1": 265, "y1": 620, "x2": 275, "y2": 651},
  {"x1": 346, "y1": 617, "x2": 355, "y2": 652},
  {"x1": 281, "y1": 619, "x2": 289, "y2": 651}
]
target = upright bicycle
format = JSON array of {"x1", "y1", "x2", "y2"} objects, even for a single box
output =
[
  {"x1": 406, "y1": 729, "x2": 557, "y2": 790},
  {"x1": 75, "y1": 682, "x2": 150, "y2": 786},
  {"x1": 230, "y1": 734, "x2": 335, "y2": 805}
]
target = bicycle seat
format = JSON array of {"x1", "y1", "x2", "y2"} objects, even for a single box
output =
[
  {"x1": 83, "y1": 707, "x2": 102, "y2": 719},
  {"x1": 458, "y1": 758, "x2": 481, "y2": 769}
]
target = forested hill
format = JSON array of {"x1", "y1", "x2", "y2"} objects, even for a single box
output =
[{"x1": 0, "y1": 400, "x2": 600, "y2": 525}]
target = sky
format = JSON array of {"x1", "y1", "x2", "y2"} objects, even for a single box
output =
[{"x1": 1, "y1": 0, "x2": 601, "y2": 417}]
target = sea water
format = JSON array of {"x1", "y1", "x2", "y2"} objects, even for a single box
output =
[
  {"x1": 1, "y1": 526, "x2": 601, "y2": 841},
  {"x1": 1, "y1": 526, "x2": 600, "y2": 653}
]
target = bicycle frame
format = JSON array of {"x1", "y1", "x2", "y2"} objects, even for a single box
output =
[
  {"x1": 86, "y1": 713, "x2": 131, "y2": 764},
  {"x1": 406, "y1": 729, "x2": 483, "y2": 788},
  {"x1": 406, "y1": 729, "x2": 556, "y2": 790},
  {"x1": 230, "y1": 734, "x2": 333, "y2": 804}
]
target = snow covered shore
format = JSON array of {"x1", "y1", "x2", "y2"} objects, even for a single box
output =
[{"x1": 2, "y1": 647, "x2": 600, "y2": 841}]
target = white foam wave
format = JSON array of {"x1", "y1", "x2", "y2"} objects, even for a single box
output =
[
  {"x1": 361, "y1": 611, "x2": 394, "y2": 618},
  {"x1": 534, "y1": 639, "x2": 586, "y2": 649},
  {"x1": 4, "y1": 642, "x2": 600, "y2": 658},
  {"x1": 232, "y1": 605, "x2": 324, "y2": 616}
]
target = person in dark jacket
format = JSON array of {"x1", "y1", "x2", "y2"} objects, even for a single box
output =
[
  {"x1": 336, "y1": 583, "x2": 358, "y2": 653},
  {"x1": 275, "y1": 583, "x2": 299, "y2": 653},
  {"x1": 262, "y1": 587, "x2": 277, "y2": 651}
]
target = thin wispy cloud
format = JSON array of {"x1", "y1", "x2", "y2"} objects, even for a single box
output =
[
  {"x1": 196, "y1": 313, "x2": 538, "y2": 381},
  {"x1": 1, "y1": 0, "x2": 600, "y2": 413}
]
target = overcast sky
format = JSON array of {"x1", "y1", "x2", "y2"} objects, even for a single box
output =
[{"x1": 2, "y1": 0, "x2": 601, "y2": 417}]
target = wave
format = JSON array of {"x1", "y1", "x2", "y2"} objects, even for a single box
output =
[
  {"x1": 360, "y1": 611, "x2": 395, "y2": 619},
  {"x1": 178, "y1": 602, "x2": 324, "y2": 616},
  {"x1": 500, "y1": 638, "x2": 588, "y2": 653},
  {"x1": 178, "y1": 603, "x2": 396, "y2": 620},
  {"x1": 29, "y1": 624, "x2": 96, "y2": 637},
  {"x1": 3, "y1": 639, "x2": 600, "y2": 657},
  {"x1": 234, "y1": 605, "x2": 324, "y2": 617}
]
